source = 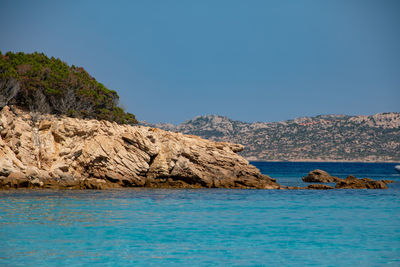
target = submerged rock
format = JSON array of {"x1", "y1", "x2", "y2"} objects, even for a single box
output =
[{"x1": 0, "y1": 106, "x2": 279, "y2": 190}]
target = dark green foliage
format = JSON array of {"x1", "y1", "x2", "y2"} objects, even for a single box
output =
[{"x1": 0, "y1": 51, "x2": 137, "y2": 124}]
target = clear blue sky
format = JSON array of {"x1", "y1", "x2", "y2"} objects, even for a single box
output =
[{"x1": 1, "y1": 0, "x2": 399, "y2": 124}]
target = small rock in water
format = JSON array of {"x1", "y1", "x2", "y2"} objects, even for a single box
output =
[
  {"x1": 335, "y1": 175, "x2": 388, "y2": 189},
  {"x1": 302, "y1": 169, "x2": 341, "y2": 183}
]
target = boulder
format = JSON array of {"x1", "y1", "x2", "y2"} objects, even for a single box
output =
[
  {"x1": 80, "y1": 178, "x2": 110, "y2": 190},
  {"x1": 302, "y1": 169, "x2": 341, "y2": 183}
]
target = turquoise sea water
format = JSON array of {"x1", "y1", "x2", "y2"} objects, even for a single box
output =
[{"x1": 1, "y1": 162, "x2": 399, "y2": 266}]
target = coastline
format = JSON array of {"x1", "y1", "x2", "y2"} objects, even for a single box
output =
[
  {"x1": 1, "y1": 107, "x2": 397, "y2": 191},
  {"x1": 248, "y1": 159, "x2": 400, "y2": 163},
  {"x1": 0, "y1": 106, "x2": 279, "y2": 190}
]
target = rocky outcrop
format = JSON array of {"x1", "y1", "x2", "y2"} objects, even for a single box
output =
[
  {"x1": 300, "y1": 170, "x2": 393, "y2": 189},
  {"x1": 302, "y1": 169, "x2": 341, "y2": 183},
  {"x1": 0, "y1": 106, "x2": 280, "y2": 190},
  {"x1": 335, "y1": 175, "x2": 388, "y2": 189},
  {"x1": 0, "y1": 106, "x2": 395, "y2": 191},
  {"x1": 382, "y1": 180, "x2": 395, "y2": 184}
]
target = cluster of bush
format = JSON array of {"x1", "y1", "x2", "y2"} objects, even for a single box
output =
[{"x1": 0, "y1": 51, "x2": 137, "y2": 124}]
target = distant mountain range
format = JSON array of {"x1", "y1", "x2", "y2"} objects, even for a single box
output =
[{"x1": 141, "y1": 113, "x2": 400, "y2": 162}]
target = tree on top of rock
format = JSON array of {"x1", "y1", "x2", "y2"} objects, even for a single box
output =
[{"x1": 0, "y1": 51, "x2": 137, "y2": 125}]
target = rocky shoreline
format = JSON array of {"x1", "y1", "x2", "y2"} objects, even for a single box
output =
[
  {"x1": 0, "y1": 106, "x2": 279, "y2": 190},
  {"x1": 0, "y1": 106, "x2": 395, "y2": 190},
  {"x1": 1, "y1": 168, "x2": 393, "y2": 190}
]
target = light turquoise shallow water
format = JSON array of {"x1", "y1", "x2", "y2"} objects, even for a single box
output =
[{"x1": 1, "y1": 162, "x2": 399, "y2": 266}]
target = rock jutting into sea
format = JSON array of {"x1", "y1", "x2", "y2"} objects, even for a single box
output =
[
  {"x1": 0, "y1": 106, "x2": 394, "y2": 190},
  {"x1": 302, "y1": 169, "x2": 342, "y2": 183},
  {"x1": 0, "y1": 106, "x2": 280, "y2": 189},
  {"x1": 299, "y1": 169, "x2": 393, "y2": 189},
  {"x1": 334, "y1": 175, "x2": 389, "y2": 189}
]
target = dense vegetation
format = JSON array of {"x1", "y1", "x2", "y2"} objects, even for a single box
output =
[{"x1": 0, "y1": 51, "x2": 137, "y2": 124}]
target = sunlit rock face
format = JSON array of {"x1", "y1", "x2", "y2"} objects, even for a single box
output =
[{"x1": 0, "y1": 106, "x2": 279, "y2": 189}]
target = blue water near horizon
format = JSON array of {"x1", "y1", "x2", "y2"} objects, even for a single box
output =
[{"x1": 1, "y1": 162, "x2": 399, "y2": 266}]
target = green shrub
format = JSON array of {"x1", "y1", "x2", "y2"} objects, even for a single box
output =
[{"x1": 0, "y1": 51, "x2": 137, "y2": 124}]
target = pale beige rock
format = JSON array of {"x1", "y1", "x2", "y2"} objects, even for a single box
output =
[
  {"x1": 0, "y1": 106, "x2": 279, "y2": 189},
  {"x1": 7, "y1": 171, "x2": 27, "y2": 180}
]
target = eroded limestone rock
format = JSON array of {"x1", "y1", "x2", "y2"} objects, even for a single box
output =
[{"x1": 0, "y1": 106, "x2": 279, "y2": 189}]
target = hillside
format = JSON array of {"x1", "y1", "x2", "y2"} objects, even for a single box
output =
[
  {"x1": 142, "y1": 113, "x2": 400, "y2": 162},
  {"x1": 0, "y1": 51, "x2": 137, "y2": 124}
]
